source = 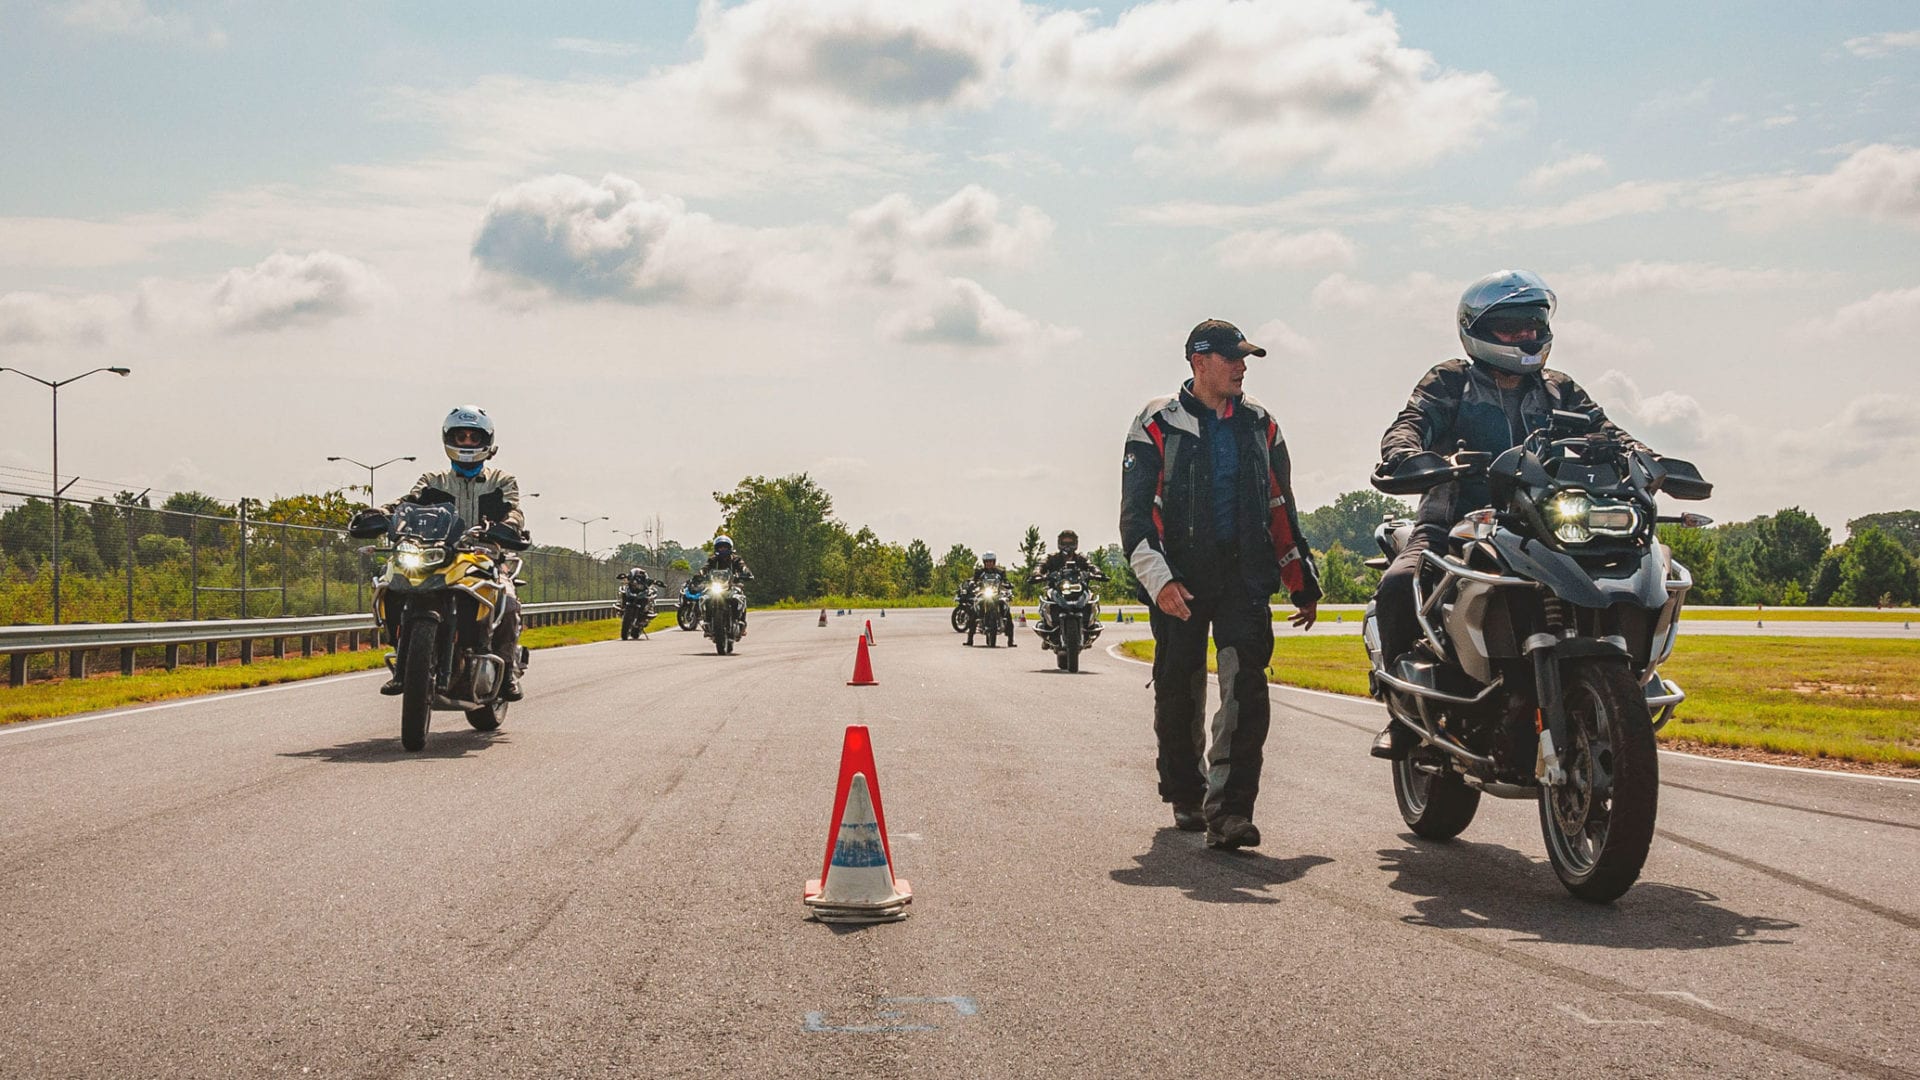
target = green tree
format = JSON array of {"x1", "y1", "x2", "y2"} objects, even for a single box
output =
[
  {"x1": 1845, "y1": 510, "x2": 1920, "y2": 556},
  {"x1": 713, "y1": 473, "x2": 838, "y2": 602},
  {"x1": 1659, "y1": 524, "x2": 1721, "y2": 602},
  {"x1": 933, "y1": 543, "x2": 975, "y2": 596},
  {"x1": 1016, "y1": 525, "x2": 1045, "y2": 601},
  {"x1": 1094, "y1": 542, "x2": 1139, "y2": 604},
  {"x1": 1299, "y1": 490, "x2": 1411, "y2": 556},
  {"x1": 1315, "y1": 543, "x2": 1375, "y2": 604},
  {"x1": 1834, "y1": 528, "x2": 1920, "y2": 606},
  {"x1": 1809, "y1": 547, "x2": 1846, "y2": 606},
  {"x1": 904, "y1": 539, "x2": 934, "y2": 593},
  {"x1": 262, "y1": 489, "x2": 358, "y2": 529},
  {"x1": 1750, "y1": 507, "x2": 1829, "y2": 599}
]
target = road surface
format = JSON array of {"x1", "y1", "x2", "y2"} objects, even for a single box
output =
[{"x1": 2, "y1": 611, "x2": 1915, "y2": 1077}]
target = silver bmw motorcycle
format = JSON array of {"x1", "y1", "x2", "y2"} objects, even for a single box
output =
[{"x1": 1364, "y1": 409, "x2": 1713, "y2": 902}]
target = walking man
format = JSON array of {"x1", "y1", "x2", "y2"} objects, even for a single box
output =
[{"x1": 1120, "y1": 320, "x2": 1321, "y2": 849}]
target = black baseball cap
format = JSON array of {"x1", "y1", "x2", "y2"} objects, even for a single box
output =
[{"x1": 1185, "y1": 319, "x2": 1266, "y2": 359}]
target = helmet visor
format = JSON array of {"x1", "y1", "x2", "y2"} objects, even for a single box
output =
[{"x1": 447, "y1": 426, "x2": 491, "y2": 449}]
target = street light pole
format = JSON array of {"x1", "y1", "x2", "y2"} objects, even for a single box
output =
[
  {"x1": 326, "y1": 454, "x2": 418, "y2": 507},
  {"x1": 0, "y1": 366, "x2": 131, "y2": 624},
  {"x1": 560, "y1": 514, "x2": 608, "y2": 554}
]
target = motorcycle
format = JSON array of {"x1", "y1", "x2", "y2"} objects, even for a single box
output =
[
  {"x1": 1035, "y1": 566, "x2": 1105, "y2": 672},
  {"x1": 701, "y1": 568, "x2": 744, "y2": 655},
  {"x1": 950, "y1": 583, "x2": 974, "y2": 633},
  {"x1": 1363, "y1": 409, "x2": 1712, "y2": 902},
  {"x1": 967, "y1": 577, "x2": 1011, "y2": 647},
  {"x1": 618, "y1": 573, "x2": 659, "y2": 640},
  {"x1": 348, "y1": 490, "x2": 532, "y2": 752},
  {"x1": 677, "y1": 573, "x2": 706, "y2": 632}
]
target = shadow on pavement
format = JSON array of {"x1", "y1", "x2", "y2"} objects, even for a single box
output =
[
  {"x1": 1111, "y1": 828, "x2": 1334, "y2": 904},
  {"x1": 280, "y1": 730, "x2": 507, "y2": 763},
  {"x1": 1377, "y1": 839, "x2": 1799, "y2": 949}
]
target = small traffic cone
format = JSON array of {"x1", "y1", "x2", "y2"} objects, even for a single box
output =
[
  {"x1": 865, "y1": 619, "x2": 877, "y2": 645},
  {"x1": 818, "y1": 608, "x2": 828, "y2": 627},
  {"x1": 848, "y1": 635, "x2": 877, "y2": 686},
  {"x1": 804, "y1": 726, "x2": 910, "y2": 922},
  {"x1": 1019, "y1": 611, "x2": 1028, "y2": 625}
]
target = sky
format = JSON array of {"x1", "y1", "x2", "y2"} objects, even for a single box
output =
[{"x1": 2, "y1": 0, "x2": 1917, "y2": 559}]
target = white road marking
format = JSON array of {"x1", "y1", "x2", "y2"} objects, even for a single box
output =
[
  {"x1": 1555, "y1": 1004, "x2": 1662, "y2": 1026},
  {"x1": 0, "y1": 670, "x2": 385, "y2": 738}
]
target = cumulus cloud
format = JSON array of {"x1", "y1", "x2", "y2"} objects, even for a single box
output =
[
  {"x1": 1775, "y1": 394, "x2": 1920, "y2": 474},
  {"x1": 55, "y1": 0, "x2": 225, "y2": 46},
  {"x1": 848, "y1": 185, "x2": 1053, "y2": 283},
  {"x1": 1799, "y1": 285, "x2": 1920, "y2": 336},
  {"x1": 1843, "y1": 30, "x2": 1920, "y2": 57},
  {"x1": 1212, "y1": 228, "x2": 1355, "y2": 270},
  {"x1": 0, "y1": 291, "x2": 127, "y2": 345},
  {"x1": 1705, "y1": 144, "x2": 1920, "y2": 229},
  {"x1": 879, "y1": 277, "x2": 1074, "y2": 349},
  {"x1": 1247, "y1": 318, "x2": 1317, "y2": 360},
  {"x1": 1309, "y1": 271, "x2": 1452, "y2": 313},
  {"x1": 1424, "y1": 180, "x2": 1684, "y2": 239},
  {"x1": 1012, "y1": 0, "x2": 1505, "y2": 174},
  {"x1": 1555, "y1": 261, "x2": 1823, "y2": 299},
  {"x1": 1520, "y1": 153, "x2": 1607, "y2": 193},
  {"x1": 207, "y1": 251, "x2": 387, "y2": 333},
  {"x1": 1586, "y1": 370, "x2": 1723, "y2": 455},
  {"x1": 1121, "y1": 189, "x2": 1376, "y2": 229}
]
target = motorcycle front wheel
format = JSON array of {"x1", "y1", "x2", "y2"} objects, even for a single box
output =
[
  {"x1": 1539, "y1": 659, "x2": 1658, "y2": 903},
  {"x1": 400, "y1": 620, "x2": 436, "y2": 752},
  {"x1": 950, "y1": 606, "x2": 968, "y2": 633},
  {"x1": 1392, "y1": 742, "x2": 1480, "y2": 840},
  {"x1": 1062, "y1": 617, "x2": 1082, "y2": 673},
  {"x1": 678, "y1": 605, "x2": 698, "y2": 632}
]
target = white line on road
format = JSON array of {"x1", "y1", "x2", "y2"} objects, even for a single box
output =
[{"x1": 0, "y1": 670, "x2": 385, "y2": 738}]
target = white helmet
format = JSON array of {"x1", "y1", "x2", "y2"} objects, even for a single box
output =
[
  {"x1": 1457, "y1": 270, "x2": 1556, "y2": 375},
  {"x1": 442, "y1": 405, "x2": 497, "y2": 464},
  {"x1": 982, "y1": 551, "x2": 997, "y2": 563}
]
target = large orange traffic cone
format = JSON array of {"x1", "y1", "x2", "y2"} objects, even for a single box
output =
[
  {"x1": 805, "y1": 725, "x2": 910, "y2": 922},
  {"x1": 847, "y1": 635, "x2": 877, "y2": 686},
  {"x1": 865, "y1": 619, "x2": 877, "y2": 645},
  {"x1": 818, "y1": 608, "x2": 828, "y2": 627}
]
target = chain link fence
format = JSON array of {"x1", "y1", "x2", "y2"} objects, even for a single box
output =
[{"x1": 0, "y1": 488, "x2": 680, "y2": 626}]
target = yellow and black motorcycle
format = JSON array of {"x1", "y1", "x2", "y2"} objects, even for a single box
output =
[{"x1": 349, "y1": 491, "x2": 529, "y2": 751}]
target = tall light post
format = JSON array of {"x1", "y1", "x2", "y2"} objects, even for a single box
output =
[
  {"x1": 326, "y1": 455, "x2": 417, "y2": 507},
  {"x1": 614, "y1": 528, "x2": 645, "y2": 564},
  {"x1": 0, "y1": 365, "x2": 131, "y2": 624},
  {"x1": 560, "y1": 514, "x2": 607, "y2": 554}
]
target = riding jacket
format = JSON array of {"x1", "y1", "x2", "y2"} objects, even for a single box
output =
[
  {"x1": 404, "y1": 466, "x2": 524, "y2": 532},
  {"x1": 1033, "y1": 551, "x2": 1100, "y2": 580},
  {"x1": 1120, "y1": 383, "x2": 1321, "y2": 606},
  {"x1": 1381, "y1": 359, "x2": 1639, "y2": 525},
  {"x1": 702, "y1": 553, "x2": 754, "y2": 580}
]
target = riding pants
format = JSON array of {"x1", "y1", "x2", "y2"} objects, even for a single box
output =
[{"x1": 1149, "y1": 586, "x2": 1275, "y2": 822}]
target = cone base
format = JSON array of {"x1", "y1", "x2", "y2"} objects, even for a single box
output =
[{"x1": 804, "y1": 878, "x2": 912, "y2": 923}]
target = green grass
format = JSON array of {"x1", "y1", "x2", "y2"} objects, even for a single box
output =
[
  {"x1": 0, "y1": 612, "x2": 677, "y2": 728},
  {"x1": 1679, "y1": 608, "x2": 1917, "y2": 622},
  {"x1": 1117, "y1": 635, "x2": 1920, "y2": 768}
]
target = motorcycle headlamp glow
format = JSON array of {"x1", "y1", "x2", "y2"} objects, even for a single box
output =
[
  {"x1": 1546, "y1": 491, "x2": 1639, "y2": 544},
  {"x1": 708, "y1": 582, "x2": 727, "y2": 597},
  {"x1": 394, "y1": 541, "x2": 446, "y2": 572},
  {"x1": 982, "y1": 585, "x2": 997, "y2": 600}
]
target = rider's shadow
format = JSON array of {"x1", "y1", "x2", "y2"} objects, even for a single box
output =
[
  {"x1": 1111, "y1": 828, "x2": 1333, "y2": 904},
  {"x1": 1377, "y1": 839, "x2": 1798, "y2": 949},
  {"x1": 280, "y1": 731, "x2": 506, "y2": 763}
]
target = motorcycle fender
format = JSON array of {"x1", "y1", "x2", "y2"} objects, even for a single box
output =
[
  {"x1": 1490, "y1": 531, "x2": 1610, "y2": 608},
  {"x1": 1591, "y1": 543, "x2": 1671, "y2": 610}
]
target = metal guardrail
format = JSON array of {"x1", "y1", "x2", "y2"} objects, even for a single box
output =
[{"x1": 2, "y1": 599, "x2": 618, "y2": 686}]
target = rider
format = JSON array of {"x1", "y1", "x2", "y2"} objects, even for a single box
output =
[
  {"x1": 965, "y1": 552, "x2": 1017, "y2": 647},
  {"x1": 702, "y1": 535, "x2": 754, "y2": 635},
  {"x1": 1032, "y1": 529, "x2": 1106, "y2": 633},
  {"x1": 1370, "y1": 270, "x2": 1640, "y2": 759},
  {"x1": 381, "y1": 404, "x2": 527, "y2": 700}
]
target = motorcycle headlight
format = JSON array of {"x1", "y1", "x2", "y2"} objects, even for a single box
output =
[
  {"x1": 394, "y1": 541, "x2": 445, "y2": 573},
  {"x1": 1547, "y1": 491, "x2": 1639, "y2": 544},
  {"x1": 982, "y1": 586, "x2": 997, "y2": 600},
  {"x1": 708, "y1": 583, "x2": 726, "y2": 597},
  {"x1": 1063, "y1": 582, "x2": 1083, "y2": 593}
]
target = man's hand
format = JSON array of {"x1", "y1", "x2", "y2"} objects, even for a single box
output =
[
  {"x1": 1289, "y1": 601, "x2": 1318, "y2": 630},
  {"x1": 1156, "y1": 582, "x2": 1193, "y2": 620}
]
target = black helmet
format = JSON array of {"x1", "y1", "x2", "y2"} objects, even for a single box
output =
[{"x1": 1057, "y1": 529, "x2": 1078, "y2": 554}]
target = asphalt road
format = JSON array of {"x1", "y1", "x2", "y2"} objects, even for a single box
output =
[{"x1": 2, "y1": 611, "x2": 1916, "y2": 1078}]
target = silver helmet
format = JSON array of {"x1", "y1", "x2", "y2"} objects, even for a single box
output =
[
  {"x1": 441, "y1": 404, "x2": 497, "y2": 464},
  {"x1": 1457, "y1": 270, "x2": 1556, "y2": 375}
]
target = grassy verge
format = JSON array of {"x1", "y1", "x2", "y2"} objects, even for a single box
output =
[
  {"x1": 1680, "y1": 608, "x2": 1918, "y2": 622},
  {"x1": 1116, "y1": 635, "x2": 1920, "y2": 768},
  {"x1": 0, "y1": 612, "x2": 676, "y2": 728}
]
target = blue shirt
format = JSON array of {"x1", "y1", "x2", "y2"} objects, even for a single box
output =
[{"x1": 1189, "y1": 383, "x2": 1240, "y2": 543}]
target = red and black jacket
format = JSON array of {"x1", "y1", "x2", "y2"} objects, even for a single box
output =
[{"x1": 1120, "y1": 383, "x2": 1321, "y2": 606}]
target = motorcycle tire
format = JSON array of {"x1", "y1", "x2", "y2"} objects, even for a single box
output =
[
  {"x1": 1539, "y1": 659, "x2": 1658, "y2": 903},
  {"x1": 1063, "y1": 618, "x2": 1082, "y2": 673},
  {"x1": 985, "y1": 622, "x2": 997, "y2": 647},
  {"x1": 1055, "y1": 650, "x2": 1070, "y2": 671},
  {"x1": 714, "y1": 624, "x2": 728, "y2": 655},
  {"x1": 399, "y1": 620, "x2": 436, "y2": 752},
  {"x1": 1392, "y1": 744, "x2": 1479, "y2": 840},
  {"x1": 678, "y1": 606, "x2": 698, "y2": 632},
  {"x1": 466, "y1": 702, "x2": 503, "y2": 731},
  {"x1": 951, "y1": 606, "x2": 968, "y2": 633}
]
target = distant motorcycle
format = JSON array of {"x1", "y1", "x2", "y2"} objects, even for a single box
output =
[
  {"x1": 967, "y1": 577, "x2": 1012, "y2": 647},
  {"x1": 348, "y1": 490, "x2": 532, "y2": 752},
  {"x1": 1364, "y1": 409, "x2": 1713, "y2": 901},
  {"x1": 617, "y1": 572, "x2": 659, "y2": 640},
  {"x1": 702, "y1": 569, "x2": 745, "y2": 655},
  {"x1": 677, "y1": 574, "x2": 706, "y2": 632},
  {"x1": 1035, "y1": 565, "x2": 1105, "y2": 672}
]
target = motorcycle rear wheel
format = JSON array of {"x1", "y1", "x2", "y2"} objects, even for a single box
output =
[
  {"x1": 1539, "y1": 660, "x2": 1658, "y2": 903},
  {"x1": 678, "y1": 606, "x2": 698, "y2": 632},
  {"x1": 400, "y1": 620, "x2": 436, "y2": 752},
  {"x1": 1392, "y1": 743, "x2": 1480, "y2": 840}
]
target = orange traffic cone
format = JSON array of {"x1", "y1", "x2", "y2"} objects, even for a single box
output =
[
  {"x1": 1019, "y1": 611, "x2": 1028, "y2": 625},
  {"x1": 818, "y1": 608, "x2": 828, "y2": 627},
  {"x1": 847, "y1": 635, "x2": 877, "y2": 686},
  {"x1": 865, "y1": 619, "x2": 877, "y2": 645},
  {"x1": 805, "y1": 725, "x2": 910, "y2": 922}
]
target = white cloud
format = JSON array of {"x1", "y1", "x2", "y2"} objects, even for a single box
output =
[
  {"x1": 1424, "y1": 180, "x2": 1684, "y2": 239},
  {"x1": 550, "y1": 37, "x2": 645, "y2": 57},
  {"x1": 55, "y1": 0, "x2": 225, "y2": 46},
  {"x1": 1212, "y1": 228, "x2": 1355, "y2": 270},
  {"x1": 1554, "y1": 261, "x2": 1823, "y2": 299},
  {"x1": 1799, "y1": 285, "x2": 1920, "y2": 336},
  {"x1": 1012, "y1": 0, "x2": 1506, "y2": 174},
  {"x1": 879, "y1": 277, "x2": 1074, "y2": 349},
  {"x1": 1776, "y1": 394, "x2": 1920, "y2": 474},
  {"x1": 848, "y1": 185, "x2": 1053, "y2": 283},
  {"x1": 1309, "y1": 271, "x2": 1452, "y2": 313},
  {"x1": 1248, "y1": 318, "x2": 1317, "y2": 360},
  {"x1": 1586, "y1": 370, "x2": 1722, "y2": 455},
  {"x1": 0, "y1": 291, "x2": 127, "y2": 345},
  {"x1": 1705, "y1": 143, "x2": 1920, "y2": 229},
  {"x1": 1520, "y1": 153, "x2": 1607, "y2": 193},
  {"x1": 1843, "y1": 30, "x2": 1920, "y2": 57},
  {"x1": 1120, "y1": 189, "x2": 1377, "y2": 229},
  {"x1": 207, "y1": 251, "x2": 388, "y2": 333}
]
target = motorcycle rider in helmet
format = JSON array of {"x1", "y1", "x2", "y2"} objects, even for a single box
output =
[
  {"x1": 965, "y1": 551, "x2": 1017, "y2": 647},
  {"x1": 1032, "y1": 529, "x2": 1106, "y2": 634},
  {"x1": 702, "y1": 535, "x2": 754, "y2": 636},
  {"x1": 1370, "y1": 271, "x2": 1641, "y2": 760},
  {"x1": 379, "y1": 405, "x2": 528, "y2": 700}
]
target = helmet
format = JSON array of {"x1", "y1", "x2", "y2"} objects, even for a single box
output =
[
  {"x1": 1457, "y1": 270, "x2": 1556, "y2": 375},
  {"x1": 442, "y1": 405, "x2": 497, "y2": 465},
  {"x1": 1057, "y1": 529, "x2": 1079, "y2": 554},
  {"x1": 982, "y1": 551, "x2": 997, "y2": 563},
  {"x1": 630, "y1": 566, "x2": 645, "y2": 578},
  {"x1": 713, "y1": 535, "x2": 733, "y2": 552}
]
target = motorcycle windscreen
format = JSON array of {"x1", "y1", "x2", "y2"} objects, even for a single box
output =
[{"x1": 393, "y1": 502, "x2": 464, "y2": 542}]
